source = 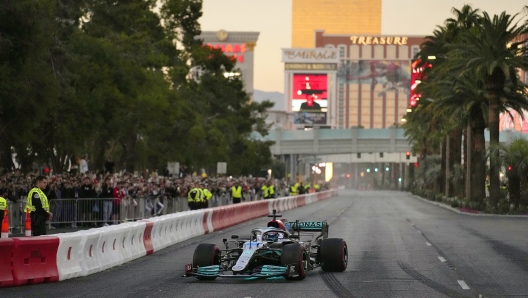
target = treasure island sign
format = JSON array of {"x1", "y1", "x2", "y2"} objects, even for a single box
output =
[{"x1": 350, "y1": 36, "x2": 409, "y2": 45}]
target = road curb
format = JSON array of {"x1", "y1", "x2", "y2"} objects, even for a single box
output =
[{"x1": 411, "y1": 195, "x2": 528, "y2": 218}]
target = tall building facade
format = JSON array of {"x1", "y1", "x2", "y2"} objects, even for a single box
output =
[
  {"x1": 315, "y1": 31, "x2": 426, "y2": 128},
  {"x1": 292, "y1": 0, "x2": 381, "y2": 48},
  {"x1": 196, "y1": 30, "x2": 259, "y2": 96}
]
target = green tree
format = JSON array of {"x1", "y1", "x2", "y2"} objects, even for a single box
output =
[
  {"x1": 451, "y1": 11, "x2": 528, "y2": 206},
  {"x1": 0, "y1": 0, "x2": 60, "y2": 171}
]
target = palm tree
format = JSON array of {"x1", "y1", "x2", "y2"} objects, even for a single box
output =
[
  {"x1": 411, "y1": 5, "x2": 482, "y2": 199},
  {"x1": 451, "y1": 11, "x2": 528, "y2": 206},
  {"x1": 428, "y1": 71, "x2": 488, "y2": 201}
]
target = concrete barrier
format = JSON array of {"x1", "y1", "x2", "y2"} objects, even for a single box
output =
[{"x1": 3, "y1": 190, "x2": 337, "y2": 288}]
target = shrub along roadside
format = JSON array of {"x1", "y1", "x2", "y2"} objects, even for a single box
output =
[{"x1": 411, "y1": 188, "x2": 528, "y2": 215}]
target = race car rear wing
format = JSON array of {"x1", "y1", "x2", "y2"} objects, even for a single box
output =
[{"x1": 290, "y1": 220, "x2": 329, "y2": 239}]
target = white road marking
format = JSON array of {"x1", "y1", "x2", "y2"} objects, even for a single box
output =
[
  {"x1": 458, "y1": 280, "x2": 470, "y2": 290},
  {"x1": 438, "y1": 256, "x2": 446, "y2": 263},
  {"x1": 426, "y1": 242, "x2": 432, "y2": 246}
]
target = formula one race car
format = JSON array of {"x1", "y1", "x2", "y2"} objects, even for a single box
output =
[{"x1": 184, "y1": 210, "x2": 347, "y2": 280}]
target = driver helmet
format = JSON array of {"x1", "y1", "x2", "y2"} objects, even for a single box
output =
[{"x1": 263, "y1": 231, "x2": 279, "y2": 242}]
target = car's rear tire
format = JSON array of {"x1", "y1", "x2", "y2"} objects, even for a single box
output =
[
  {"x1": 193, "y1": 243, "x2": 220, "y2": 280},
  {"x1": 281, "y1": 243, "x2": 307, "y2": 280},
  {"x1": 320, "y1": 238, "x2": 348, "y2": 272}
]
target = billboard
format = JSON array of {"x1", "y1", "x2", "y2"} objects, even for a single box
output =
[
  {"x1": 291, "y1": 73, "x2": 328, "y2": 113},
  {"x1": 337, "y1": 60, "x2": 411, "y2": 97},
  {"x1": 294, "y1": 112, "x2": 327, "y2": 125}
]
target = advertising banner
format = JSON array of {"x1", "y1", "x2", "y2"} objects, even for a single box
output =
[
  {"x1": 294, "y1": 112, "x2": 327, "y2": 125},
  {"x1": 337, "y1": 60, "x2": 411, "y2": 97}
]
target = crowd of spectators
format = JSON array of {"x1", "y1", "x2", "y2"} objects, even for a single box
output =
[{"x1": 0, "y1": 166, "x2": 329, "y2": 228}]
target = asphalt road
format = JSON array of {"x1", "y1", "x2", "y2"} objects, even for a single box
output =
[{"x1": 3, "y1": 190, "x2": 528, "y2": 298}]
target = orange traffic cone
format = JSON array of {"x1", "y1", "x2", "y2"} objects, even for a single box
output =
[
  {"x1": 25, "y1": 211, "x2": 31, "y2": 237},
  {"x1": 1, "y1": 210, "x2": 8, "y2": 238}
]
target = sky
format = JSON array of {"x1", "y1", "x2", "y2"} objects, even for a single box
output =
[{"x1": 200, "y1": 0, "x2": 527, "y2": 93}]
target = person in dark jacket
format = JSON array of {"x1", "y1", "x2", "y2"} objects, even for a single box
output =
[
  {"x1": 100, "y1": 177, "x2": 114, "y2": 226},
  {"x1": 78, "y1": 177, "x2": 97, "y2": 226}
]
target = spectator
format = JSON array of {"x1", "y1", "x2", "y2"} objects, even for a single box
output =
[
  {"x1": 78, "y1": 176, "x2": 97, "y2": 226},
  {"x1": 100, "y1": 177, "x2": 114, "y2": 226},
  {"x1": 112, "y1": 181, "x2": 123, "y2": 225},
  {"x1": 60, "y1": 180, "x2": 77, "y2": 227}
]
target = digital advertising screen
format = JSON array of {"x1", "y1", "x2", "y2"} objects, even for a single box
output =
[
  {"x1": 291, "y1": 74, "x2": 328, "y2": 113},
  {"x1": 294, "y1": 112, "x2": 327, "y2": 125}
]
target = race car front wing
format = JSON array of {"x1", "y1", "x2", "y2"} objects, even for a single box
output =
[{"x1": 184, "y1": 264, "x2": 300, "y2": 279}]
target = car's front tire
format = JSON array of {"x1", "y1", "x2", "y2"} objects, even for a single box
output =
[
  {"x1": 193, "y1": 243, "x2": 220, "y2": 280},
  {"x1": 319, "y1": 238, "x2": 348, "y2": 272},
  {"x1": 281, "y1": 243, "x2": 307, "y2": 280}
]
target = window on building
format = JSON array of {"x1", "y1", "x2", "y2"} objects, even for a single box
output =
[
  {"x1": 412, "y1": 46, "x2": 420, "y2": 59},
  {"x1": 398, "y1": 46, "x2": 409, "y2": 59},
  {"x1": 338, "y1": 45, "x2": 346, "y2": 58}
]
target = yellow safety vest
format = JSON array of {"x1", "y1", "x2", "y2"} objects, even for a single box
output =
[
  {"x1": 25, "y1": 188, "x2": 49, "y2": 213},
  {"x1": 269, "y1": 185, "x2": 275, "y2": 196},
  {"x1": 261, "y1": 185, "x2": 269, "y2": 197},
  {"x1": 0, "y1": 197, "x2": 6, "y2": 211},
  {"x1": 203, "y1": 189, "x2": 212, "y2": 201},
  {"x1": 289, "y1": 184, "x2": 297, "y2": 195},
  {"x1": 232, "y1": 186, "x2": 242, "y2": 198},
  {"x1": 188, "y1": 188, "x2": 203, "y2": 203}
]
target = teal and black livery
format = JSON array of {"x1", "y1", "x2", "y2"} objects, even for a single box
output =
[{"x1": 290, "y1": 220, "x2": 329, "y2": 239}]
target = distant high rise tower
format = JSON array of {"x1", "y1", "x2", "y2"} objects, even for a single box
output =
[{"x1": 292, "y1": 0, "x2": 382, "y2": 48}]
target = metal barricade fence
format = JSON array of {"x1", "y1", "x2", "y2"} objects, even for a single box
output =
[
  {"x1": 7, "y1": 191, "x2": 290, "y2": 233},
  {"x1": 6, "y1": 199, "x2": 27, "y2": 235}
]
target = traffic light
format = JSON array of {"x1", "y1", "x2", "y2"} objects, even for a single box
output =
[
  {"x1": 508, "y1": 165, "x2": 513, "y2": 171},
  {"x1": 406, "y1": 151, "x2": 411, "y2": 160},
  {"x1": 346, "y1": 173, "x2": 351, "y2": 178}
]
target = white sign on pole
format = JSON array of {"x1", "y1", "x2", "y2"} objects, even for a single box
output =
[
  {"x1": 217, "y1": 162, "x2": 227, "y2": 174},
  {"x1": 167, "y1": 162, "x2": 180, "y2": 175}
]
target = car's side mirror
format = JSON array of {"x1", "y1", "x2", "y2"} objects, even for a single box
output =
[{"x1": 231, "y1": 234, "x2": 239, "y2": 239}]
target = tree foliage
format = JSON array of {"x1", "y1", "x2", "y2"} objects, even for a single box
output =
[
  {"x1": 405, "y1": 4, "x2": 528, "y2": 209},
  {"x1": 0, "y1": 0, "x2": 274, "y2": 176}
]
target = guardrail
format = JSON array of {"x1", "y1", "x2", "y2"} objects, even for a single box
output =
[{"x1": 0, "y1": 190, "x2": 337, "y2": 288}]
